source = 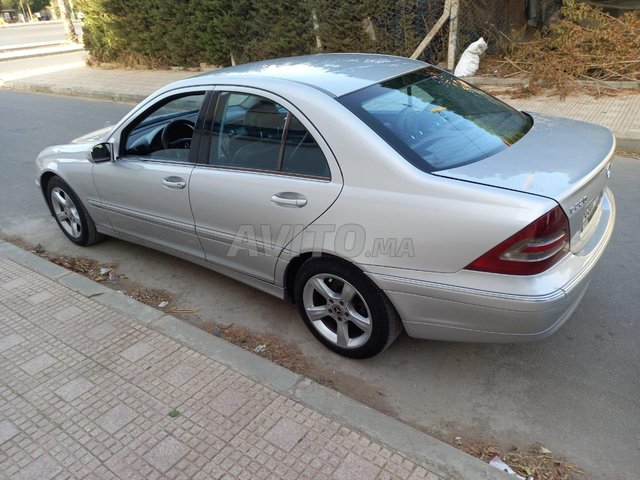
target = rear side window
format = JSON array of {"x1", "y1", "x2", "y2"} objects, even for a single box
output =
[
  {"x1": 210, "y1": 92, "x2": 330, "y2": 178},
  {"x1": 339, "y1": 67, "x2": 532, "y2": 172},
  {"x1": 282, "y1": 116, "x2": 330, "y2": 178}
]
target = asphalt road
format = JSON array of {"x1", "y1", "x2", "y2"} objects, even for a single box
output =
[
  {"x1": 0, "y1": 21, "x2": 82, "y2": 46},
  {"x1": 1, "y1": 90, "x2": 638, "y2": 479}
]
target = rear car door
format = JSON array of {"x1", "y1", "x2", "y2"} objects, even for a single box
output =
[
  {"x1": 93, "y1": 88, "x2": 211, "y2": 259},
  {"x1": 189, "y1": 89, "x2": 343, "y2": 282}
]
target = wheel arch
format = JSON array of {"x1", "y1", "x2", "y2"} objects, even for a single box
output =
[
  {"x1": 40, "y1": 171, "x2": 60, "y2": 215},
  {"x1": 283, "y1": 252, "x2": 373, "y2": 303}
]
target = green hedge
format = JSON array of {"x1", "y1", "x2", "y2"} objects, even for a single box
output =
[{"x1": 78, "y1": 0, "x2": 444, "y2": 68}]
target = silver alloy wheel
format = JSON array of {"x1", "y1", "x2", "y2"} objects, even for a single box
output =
[
  {"x1": 302, "y1": 274, "x2": 372, "y2": 349},
  {"x1": 50, "y1": 187, "x2": 82, "y2": 239}
]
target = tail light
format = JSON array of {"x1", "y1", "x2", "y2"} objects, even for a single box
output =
[{"x1": 465, "y1": 205, "x2": 569, "y2": 275}]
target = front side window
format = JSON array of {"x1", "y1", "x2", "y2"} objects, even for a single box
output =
[
  {"x1": 122, "y1": 92, "x2": 206, "y2": 162},
  {"x1": 210, "y1": 92, "x2": 330, "y2": 178},
  {"x1": 339, "y1": 67, "x2": 532, "y2": 172}
]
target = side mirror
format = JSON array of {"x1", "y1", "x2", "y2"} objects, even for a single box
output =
[{"x1": 90, "y1": 143, "x2": 113, "y2": 163}]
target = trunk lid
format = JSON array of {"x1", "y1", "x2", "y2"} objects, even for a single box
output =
[{"x1": 434, "y1": 113, "x2": 615, "y2": 252}]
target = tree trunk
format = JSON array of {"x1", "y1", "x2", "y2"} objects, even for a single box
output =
[{"x1": 56, "y1": 0, "x2": 78, "y2": 43}]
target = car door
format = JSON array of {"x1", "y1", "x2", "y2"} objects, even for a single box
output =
[
  {"x1": 189, "y1": 89, "x2": 343, "y2": 282},
  {"x1": 93, "y1": 88, "x2": 211, "y2": 259}
]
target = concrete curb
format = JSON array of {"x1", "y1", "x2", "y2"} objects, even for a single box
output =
[
  {"x1": 0, "y1": 239, "x2": 508, "y2": 480},
  {"x1": 1, "y1": 81, "x2": 145, "y2": 103},
  {"x1": 615, "y1": 137, "x2": 640, "y2": 154}
]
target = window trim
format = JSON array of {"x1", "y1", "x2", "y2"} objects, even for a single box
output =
[
  {"x1": 117, "y1": 89, "x2": 213, "y2": 165},
  {"x1": 196, "y1": 88, "x2": 332, "y2": 181},
  {"x1": 276, "y1": 112, "x2": 293, "y2": 172}
]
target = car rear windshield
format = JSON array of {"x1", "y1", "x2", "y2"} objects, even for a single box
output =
[{"x1": 338, "y1": 67, "x2": 532, "y2": 172}]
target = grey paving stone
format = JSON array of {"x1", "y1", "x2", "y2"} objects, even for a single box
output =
[
  {"x1": 264, "y1": 418, "x2": 307, "y2": 452},
  {"x1": 53, "y1": 305, "x2": 83, "y2": 321},
  {"x1": 55, "y1": 377, "x2": 93, "y2": 402},
  {"x1": 0, "y1": 333, "x2": 25, "y2": 352},
  {"x1": 25, "y1": 291, "x2": 54, "y2": 305},
  {"x1": 105, "y1": 455, "x2": 144, "y2": 480},
  {"x1": 163, "y1": 363, "x2": 198, "y2": 387},
  {"x1": 333, "y1": 453, "x2": 381, "y2": 480},
  {"x1": 210, "y1": 388, "x2": 249, "y2": 417},
  {"x1": 119, "y1": 340, "x2": 154, "y2": 362},
  {"x1": 0, "y1": 419, "x2": 19, "y2": 445},
  {"x1": 85, "y1": 322, "x2": 117, "y2": 341},
  {"x1": 96, "y1": 404, "x2": 138, "y2": 434},
  {"x1": 15, "y1": 454, "x2": 62, "y2": 480},
  {"x1": 0, "y1": 278, "x2": 27, "y2": 290},
  {"x1": 20, "y1": 353, "x2": 57, "y2": 375},
  {"x1": 144, "y1": 436, "x2": 189, "y2": 472}
]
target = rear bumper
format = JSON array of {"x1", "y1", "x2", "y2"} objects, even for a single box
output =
[{"x1": 367, "y1": 188, "x2": 616, "y2": 342}]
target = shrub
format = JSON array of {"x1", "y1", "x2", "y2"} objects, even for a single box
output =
[
  {"x1": 79, "y1": 0, "x2": 316, "y2": 67},
  {"x1": 78, "y1": 0, "x2": 447, "y2": 68}
]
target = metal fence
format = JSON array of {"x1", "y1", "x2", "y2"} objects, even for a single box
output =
[{"x1": 307, "y1": 0, "x2": 525, "y2": 69}]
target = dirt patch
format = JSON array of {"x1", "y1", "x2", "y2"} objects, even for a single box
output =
[
  {"x1": 616, "y1": 150, "x2": 640, "y2": 159},
  {"x1": 50, "y1": 254, "x2": 178, "y2": 309},
  {"x1": 214, "y1": 324, "x2": 307, "y2": 372},
  {"x1": 402, "y1": 418, "x2": 589, "y2": 480},
  {"x1": 460, "y1": 440, "x2": 588, "y2": 480},
  {"x1": 50, "y1": 255, "x2": 116, "y2": 281},
  {"x1": 0, "y1": 233, "x2": 48, "y2": 256},
  {"x1": 128, "y1": 287, "x2": 172, "y2": 308}
]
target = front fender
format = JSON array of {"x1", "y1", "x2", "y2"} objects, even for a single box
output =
[{"x1": 35, "y1": 144, "x2": 109, "y2": 227}]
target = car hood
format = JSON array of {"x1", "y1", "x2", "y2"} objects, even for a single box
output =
[
  {"x1": 434, "y1": 113, "x2": 615, "y2": 252},
  {"x1": 70, "y1": 125, "x2": 114, "y2": 144}
]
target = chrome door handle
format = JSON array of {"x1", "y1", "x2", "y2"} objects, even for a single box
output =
[
  {"x1": 161, "y1": 176, "x2": 187, "y2": 190},
  {"x1": 271, "y1": 193, "x2": 307, "y2": 208}
]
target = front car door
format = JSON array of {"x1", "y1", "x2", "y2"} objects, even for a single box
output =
[
  {"x1": 92, "y1": 88, "x2": 211, "y2": 259},
  {"x1": 189, "y1": 88, "x2": 343, "y2": 283}
]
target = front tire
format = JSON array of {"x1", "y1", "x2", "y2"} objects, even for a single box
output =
[
  {"x1": 294, "y1": 258, "x2": 402, "y2": 358},
  {"x1": 47, "y1": 176, "x2": 102, "y2": 246}
]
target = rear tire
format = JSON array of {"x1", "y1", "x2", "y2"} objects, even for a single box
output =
[
  {"x1": 47, "y1": 176, "x2": 102, "y2": 246},
  {"x1": 294, "y1": 258, "x2": 402, "y2": 358}
]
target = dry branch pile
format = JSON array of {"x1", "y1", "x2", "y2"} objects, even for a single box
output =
[{"x1": 496, "y1": 0, "x2": 640, "y2": 96}]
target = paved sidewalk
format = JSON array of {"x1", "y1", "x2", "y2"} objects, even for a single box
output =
[
  {"x1": 0, "y1": 243, "x2": 505, "y2": 480},
  {"x1": 503, "y1": 93, "x2": 640, "y2": 151},
  {"x1": 0, "y1": 51, "x2": 638, "y2": 150},
  {"x1": 0, "y1": 51, "x2": 193, "y2": 102}
]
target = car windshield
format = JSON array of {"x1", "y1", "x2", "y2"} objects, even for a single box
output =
[{"x1": 338, "y1": 67, "x2": 532, "y2": 172}]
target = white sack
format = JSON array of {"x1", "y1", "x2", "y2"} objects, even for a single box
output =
[{"x1": 453, "y1": 37, "x2": 488, "y2": 77}]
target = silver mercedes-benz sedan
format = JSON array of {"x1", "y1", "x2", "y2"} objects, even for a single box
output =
[{"x1": 35, "y1": 53, "x2": 616, "y2": 358}]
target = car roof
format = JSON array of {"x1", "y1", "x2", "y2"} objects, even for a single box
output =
[{"x1": 196, "y1": 53, "x2": 426, "y2": 97}]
